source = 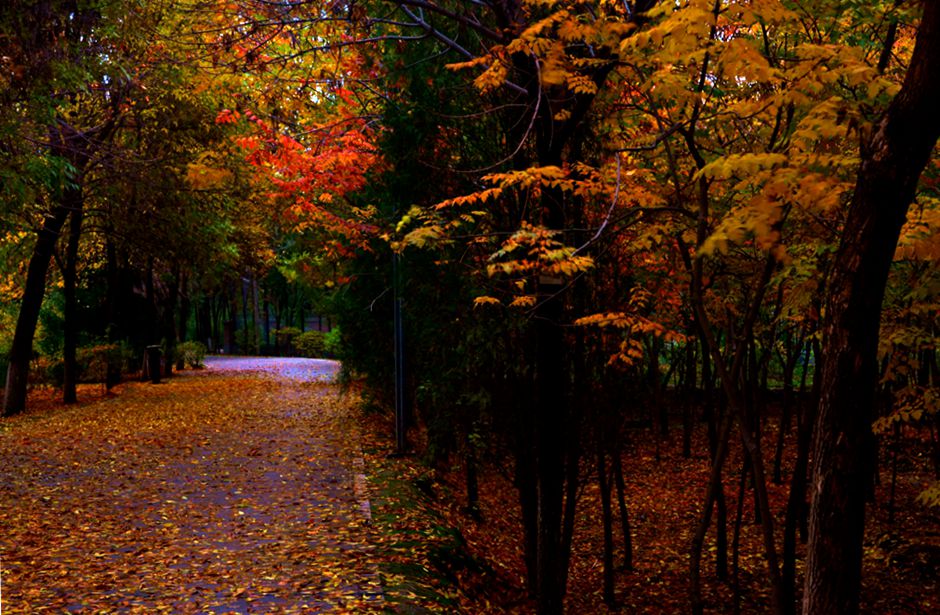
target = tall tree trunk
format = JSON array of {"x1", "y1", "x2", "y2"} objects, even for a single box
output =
[
  {"x1": 803, "y1": 5, "x2": 940, "y2": 613},
  {"x1": 241, "y1": 276, "x2": 251, "y2": 353},
  {"x1": 145, "y1": 257, "x2": 156, "y2": 343},
  {"x1": 464, "y1": 444, "x2": 480, "y2": 519},
  {"x1": 715, "y1": 473, "x2": 729, "y2": 581},
  {"x1": 802, "y1": 338, "x2": 824, "y2": 542},
  {"x1": 533, "y1": 286, "x2": 567, "y2": 615},
  {"x1": 224, "y1": 287, "x2": 237, "y2": 354},
  {"x1": 3, "y1": 197, "x2": 73, "y2": 415},
  {"x1": 782, "y1": 368, "x2": 820, "y2": 615},
  {"x1": 62, "y1": 200, "x2": 85, "y2": 404},
  {"x1": 559, "y1": 404, "x2": 582, "y2": 596},
  {"x1": 732, "y1": 457, "x2": 749, "y2": 615},
  {"x1": 773, "y1": 337, "x2": 804, "y2": 484},
  {"x1": 163, "y1": 265, "x2": 180, "y2": 377},
  {"x1": 689, "y1": 249, "x2": 783, "y2": 613},
  {"x1": 514, "y1": 402, "x2": 539, "y2": 598},
  {"x1": 104, "y1": 239, "x2": 122, "y2": 388},
  {"x1": 251, "y1": 273, "x2": 261, "y2": 352},
  {"x1": 690, "y1": 410, "x2": 734, "y2": 615},
  {"x1": 598, "y1": 447, "x2": 616, "y2": 605},
  {"x1": 612, "y1": 448, "x2": 633, "y2": 570},
  {"x1": 683, "y1": 333, "x2": 696, "y2": 458},
  {"x1": 648, "y1": 336, "x2": 667, "y2": 437},
  {"x1": 530, "y1": 98, "x2": 576, "y2": 613},
  {"x1": 263, "y1": 299, "x2": 271, "y2": 351},
  {"x1": 178, "y1": 272, "x2": 190, "y2": 342},
  {"x1": 177, "y1": 274, "x2": 190, "y2": 370}
]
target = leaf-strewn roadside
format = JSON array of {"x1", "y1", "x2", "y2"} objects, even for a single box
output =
[{"x1": 0, "y1": 365, "x2": 381, "y2": 613}]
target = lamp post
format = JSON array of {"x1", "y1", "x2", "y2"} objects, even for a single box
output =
[{"x1": 393, "y1": 251, "x2": 407, "y2": 455}]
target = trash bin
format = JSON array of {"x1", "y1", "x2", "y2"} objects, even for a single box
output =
[{"x1": 146, "y1": 345, "x2": 162, "y2": 384}]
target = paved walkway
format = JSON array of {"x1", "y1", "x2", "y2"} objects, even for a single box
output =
[
  {"x1": 0, "y1": 358, "x2": 381, "y2": 613},
  {"x1": 202, "y1": 356, "x2": 340, "y2": 383}
]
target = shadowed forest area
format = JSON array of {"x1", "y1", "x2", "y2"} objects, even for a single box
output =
[{"x1": 2, "y1": 1, "x2": 939, "y2": 614}]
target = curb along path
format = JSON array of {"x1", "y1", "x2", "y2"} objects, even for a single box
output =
[{"x1": 0, "y1": 357, "x2": 383, "y2": 613}]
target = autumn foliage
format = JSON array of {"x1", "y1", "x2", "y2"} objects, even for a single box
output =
[{"x1": 2, "y1": 1, "x2": 939, "y2": 614}]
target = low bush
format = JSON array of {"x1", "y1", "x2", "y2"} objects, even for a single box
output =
[
  {"x1": 0, "y1": 342, "x2": 9, "y2": 386},
  {"x1": 324, "y1": 327, "x2": 342, "y2": 358},
  {"x1": 177, "y1": 341, "x2": 208, "y2": 368},
  {"x1": 42, "y1": 343, "x2": 132, "y2": 386},
  {"x1": 295, "y1": 330, "x2": 327, "y2": 358},
  {"x1": 273, "y1": 327, "x2": 302, "y2": 355}
]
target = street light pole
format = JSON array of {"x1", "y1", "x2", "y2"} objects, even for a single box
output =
[{"x1": 393, "y1": 251, "x2": 406, "y2": 455}]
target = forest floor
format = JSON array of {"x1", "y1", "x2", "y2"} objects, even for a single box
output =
[
  {"x1": 389, "y1": 398, "x2": 940, "y2": 614},
  {"x1": 2, "y1": 362, "x2": 938, "y2": 614}
]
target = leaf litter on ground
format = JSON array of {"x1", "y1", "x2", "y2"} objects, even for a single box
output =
[{"x1": 0, "y1": 366, "x2": 382, "y2": 613}]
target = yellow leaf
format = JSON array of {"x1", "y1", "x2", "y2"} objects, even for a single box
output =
[{"x1": 473, "y1": 296, "x2": 501, "y2": 307}]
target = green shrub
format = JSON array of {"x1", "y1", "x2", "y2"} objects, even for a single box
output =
[
  {"x1": 177, "y1": 341, "x2": 208, "y2": 368},
  {"x1": 77, "y1": 345, "x2": 113, "y2": 382},
  {"x1": 1, "y1": 307, "x2": 17, "y2": 379},
  {"x1": 273, "y1": 327, "x2": 302, "y2": 354},
  {"x1": 42, "y1": 343, "x2": 130, "y2": 386},
  {"x1": 295, "y1": 330, "x2": 327, "y2": 358},
  {"x1": 324, "y1": 326, "x2": 342, "y2": 357},
  {"x1": 43, "y1": 357, "x2": 65, "y2": 387},
  {"x1": 0, "y1": 342, "x2": 9, "y2": 385}
]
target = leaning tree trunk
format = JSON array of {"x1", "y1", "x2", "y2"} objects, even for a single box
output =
[
  {"x1": 2, "y1": 193, "x2": 75, "y2": 416},
  {"x1": 612, "y1": 446, "x2": 633, "y2": 569},
  {"x1": 803, "y1": 4, "x2": 940, "y2": 613}
]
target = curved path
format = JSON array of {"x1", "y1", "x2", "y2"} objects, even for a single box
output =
[
  {"x1": 203, "y1": 356, "x2": 340, "y2": 383},
  {"x1": 0, "y1": 357, "x2": 381, "y2": 613}
]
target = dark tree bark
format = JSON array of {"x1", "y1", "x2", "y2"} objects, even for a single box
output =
[
  {"x1": 104, "y1": 239, "x2": 122, "y2": 388},
  {"x1": 559, "y1": 405, "x2": 582, "y2": 596},
  {"x1": 803, "y1": 4, "x2": 940, "y2": 613},
  {"x1": 533, "y1": 264, "x2": 568, "y2": 615},
  {"x1": 514, "y1": 415, "x2": 539, "y2": 597},
  {"x1": 163, "y1": 265, "x2": 180, "y2": 377},
  {"x1": 263, "y1": 299, "x2": 270, "y2": 350},
  {"x1": 773, "y1": 336, "x2": 806, "y2": 484},
  {"x1": 178, "y1": 271, "x2": 190, "y2": 344},
  {"x1": 648, "y1": 336, "x2": 668, "y2": 436},
  {"x1": 464, "y1": 446, "x2": 480, "y2": 518},
  {"x1": 145, "y1": 257, "x2": 156, "y2": 342},
  {"x1": 732, "y1": 457, "x2": 749, "y2": 615},
  {"x1": 597, "y1": 448, "x2": 615, "y2": 605},
  {"x1": 612, "y1": 449, "x2": 633, "y2": 570},
  {"x1": 782, "y1": 347, "x2": 821, "y2": 613},
  {"x1": 2, "y1": 107, "x2": 122, "y2": 414},
  {"x1": 251, "y1": 274, "x2": 261, "y2": 351},
  {"x1": 682, "y1": 332, "x2": 696, "y2": 458},
  {"x1": 2, "y1": 196, "x2": 73, "y2": 415},
  {"x1": 62, "y1": 199, "x2": 85, "y2": 404},
  {"x1": 690, "y1": 409, "x2": 733, "y2": 615}
]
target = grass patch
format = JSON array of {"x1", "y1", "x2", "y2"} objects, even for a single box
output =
[{"x1": 359, "y1": 431, "x2": 499, "y2": 614}]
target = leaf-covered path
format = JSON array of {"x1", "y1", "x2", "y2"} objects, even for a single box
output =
[{"x1": 0, "y1": 358, "x2": 383, "y2": 613}]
